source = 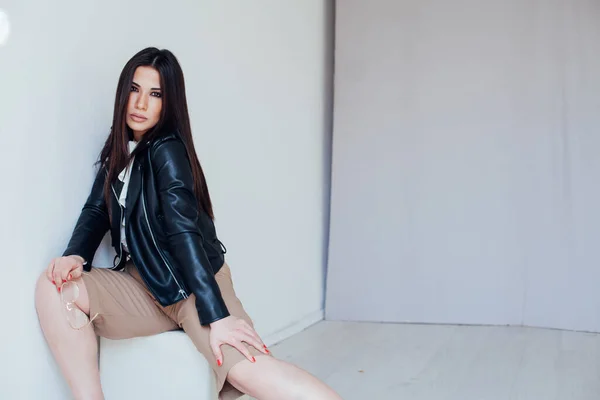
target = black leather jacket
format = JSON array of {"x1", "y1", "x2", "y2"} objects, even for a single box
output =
[{"x1": 62, "y1": 132, "x2": 230, "y2": 325}]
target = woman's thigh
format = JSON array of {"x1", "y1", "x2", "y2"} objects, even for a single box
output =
[
  {"x1": 82, "y1": 265, "x2": 178, "y2": 340},
  {"x1": 164, "y1": 263, "x2": 269, "y2": 399}
]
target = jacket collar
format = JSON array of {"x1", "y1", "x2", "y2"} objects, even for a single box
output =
[{"x1": 111, "y1": 131, "x2": 178, "y2": 225}]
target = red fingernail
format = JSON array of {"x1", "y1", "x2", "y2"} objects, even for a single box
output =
[
  {"x1": 58, "y1": 287, "x2": 61, "y2": 293},
  {"x1": 52, "y1": 280, "x2": 55, "y2": 285},
  {"x1": 251, "y1": 356, "x2": 256, "y2": 363},
  {"x1": 217, "y1": 359, "x2": 222, "y2": 366},
  {"x1": 62, "y1": 279, "x2": 67, "y2": 283},
  {"x1": 68, "y1": 273, "x2": 72, "y2": 280},
  {"x1": 265, "y1": 349, "x2": 270, "y2": 354}
]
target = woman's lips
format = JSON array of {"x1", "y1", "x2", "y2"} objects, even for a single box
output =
[{"x1": 130, "y1": 113, "x2": 147, "y2": 122}]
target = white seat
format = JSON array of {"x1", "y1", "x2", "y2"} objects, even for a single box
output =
[{"x1": 99, "y1": 331, "x2": 217, "y2": 400}]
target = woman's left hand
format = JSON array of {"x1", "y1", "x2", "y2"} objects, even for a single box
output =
[{"x1": 209, "y1": 316, "x2": 270, "y2": 366}]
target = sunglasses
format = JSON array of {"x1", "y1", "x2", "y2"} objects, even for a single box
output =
[{"x1": 59, "y1": 280, "x2": 99, "y2": 330}]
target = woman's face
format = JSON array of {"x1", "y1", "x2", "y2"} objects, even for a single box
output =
[{"x1": 126, "y1": 66, "x2": 163, "y2": 140}]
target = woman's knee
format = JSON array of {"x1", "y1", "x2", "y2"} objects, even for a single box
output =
[
  {"x1": 35, "y1": 271, "x2": 57, "y2": 307},
  {"x1": 227, "y1": 356, "x2": 291, "y2": 393},
  {"x1": 34, "y1": 270, "x2": 90, "y2": 315}
]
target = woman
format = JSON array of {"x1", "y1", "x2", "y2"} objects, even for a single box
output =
[{"x1": 34, "y1": 47, "x2": 342, "y2": 400}]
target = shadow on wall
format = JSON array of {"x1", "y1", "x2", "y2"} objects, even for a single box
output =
[{"x1": 321, "y1": 0, "x2": 336, "y2": 310}]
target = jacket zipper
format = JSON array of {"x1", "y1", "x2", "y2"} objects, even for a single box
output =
[
  {"x1": 141, "y1": 178, "x2": 188, "y2": 299},
  {"x1": 110, "y1": 184, "x2": 124, "y2": 270}
]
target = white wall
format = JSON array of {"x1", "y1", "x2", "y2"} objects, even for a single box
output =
[
  {"x1": 0, "y1": 1, "x2": 332, "y2": 398},
  {"x1": 326, "y1": 0, "x2": 600, "y2": 333}
]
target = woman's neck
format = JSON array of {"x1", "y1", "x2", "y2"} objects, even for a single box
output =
[{"x1": 132, "y1": 132, "x2": 143, "y2": 142}]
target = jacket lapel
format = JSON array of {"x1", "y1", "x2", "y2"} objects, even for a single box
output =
[
  {"x1": 125, "y1": 158, "x2": 142, "y2": 223},
  {"x1": 112, "y1": 179, "x2": 124, "y2": 199},
  {"x1": 109, "y1": 180, "x2": 123, "y2": 246}
]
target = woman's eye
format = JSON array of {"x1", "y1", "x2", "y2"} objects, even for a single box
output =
[
  {"x1": 130, "y1": 86, "x2": 138, "y2": 92},
  {"x1": 151, "y1": 92, "x2": 162, "y2": 98}
]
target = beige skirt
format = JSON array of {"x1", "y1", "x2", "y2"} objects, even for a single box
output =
[{"x1": 81, "y1": 261, "x2": 269, "y2": 400}]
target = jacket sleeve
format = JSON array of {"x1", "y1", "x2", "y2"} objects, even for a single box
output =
[
  {"x1": 152, "y1": 139, "x2": 230, "y2": 325},
  {"x1": 62, "y1": 166, "x2": 111, "y2": 271}
]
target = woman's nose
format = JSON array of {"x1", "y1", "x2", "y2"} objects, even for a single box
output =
[{"x1": 136, "y1": 95, "x2": 147, "y2": 111}]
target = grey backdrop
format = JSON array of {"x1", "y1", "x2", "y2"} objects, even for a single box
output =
[{"x1": 325, "y1": 0, "x2": 600, "y2": 332}]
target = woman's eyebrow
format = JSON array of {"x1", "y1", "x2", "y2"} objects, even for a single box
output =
[{"x1": 131, "y1": 81, "x2": 161, "y2": 91}]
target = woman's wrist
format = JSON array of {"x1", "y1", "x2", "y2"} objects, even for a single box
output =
[
  {"x1": 66, "y1": 255, "x2": 86, "y2": 265},
  {"x1": 209, "y1": 316, "x2": 230, "y2": 327}
]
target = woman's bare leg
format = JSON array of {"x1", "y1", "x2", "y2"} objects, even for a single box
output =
[
  {"x1": 227, "y1": 356, "x2": 342, "y2": 400},
  {"x1": 34, "y1": 272, "x2": 103, "y2": 400}
]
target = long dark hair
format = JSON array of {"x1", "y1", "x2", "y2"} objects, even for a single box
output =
[{"x1": 98, "y1": 47, "x2": 214, "y2": 219}]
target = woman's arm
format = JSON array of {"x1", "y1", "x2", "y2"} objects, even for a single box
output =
[
  {"x1": 62, "y1": 166, "x2": 111, "y2": 270},
  {"x1": 152, "y1": 139, "x2": 230, "y2": 325}
]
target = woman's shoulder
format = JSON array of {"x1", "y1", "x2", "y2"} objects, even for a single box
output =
[
  {"x1": 148, "y1": 131, "x2": 188, "y2": 168},
  {"x1": 150, "y1": 130, "x2": 180, "y2": 150},
  {"x1": 148, "y1": 131, "x2": 186, "y2": 159}
]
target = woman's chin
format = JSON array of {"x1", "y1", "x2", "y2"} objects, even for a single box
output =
[{"x1": 127, "y1": 120, "x2": 149, "y2": 133}]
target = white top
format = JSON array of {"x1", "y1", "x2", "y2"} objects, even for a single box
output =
[{"x1": 118, "y1": 140, "x2": 138, "y2": 253}]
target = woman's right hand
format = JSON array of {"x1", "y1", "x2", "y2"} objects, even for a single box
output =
[
  {"x1": 209, "y1": 315, "x2": 270, "y2": 366},
  {"x1": 46, "y1": 255, "x2": 85, "y2": 292}
]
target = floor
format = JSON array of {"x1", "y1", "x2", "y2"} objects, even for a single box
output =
[{"x1": 245, "y1": 321, "x2": 600, "y2": 400}]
